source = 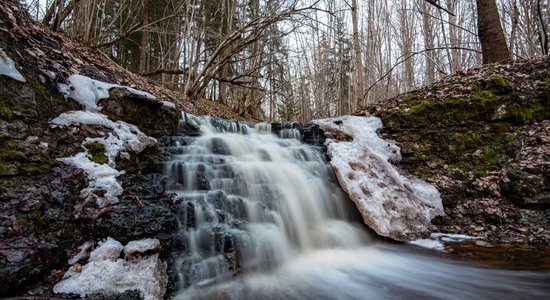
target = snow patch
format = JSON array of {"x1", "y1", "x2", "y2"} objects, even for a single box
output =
[
  {"x1": 409, "y1": 233, "x2": 481, "y2": 252},
  {"x1": 52, "y1": 111, "x2": 157, "y2": 163},
  {"x1": 161, "y1": 100, "x2": 176, "y2": 109},
  {"x1": 58, "y1": 152, "x2": 123, "y2": 207},
  {"x1": 0, "y1": 49, "x2": 26, "y2": 82},
  {"x1": 52, "y1": 111, "x2": 156, "y2": 206},
  {"x1": 58, "y1": 74, "x2": 156, "y2": 112},
  {"x1": 313, "y1": 116, "x2": 444, "y2": 241},
  {"x1": 89, "y1": 237, "x2": 124, "y2": 262},
  {"x1": 54, "y1": 237, "x2": 167, "y2": 300},
  {"x1": 68, "y1": 241, "x2": 95, "y2": 265}
]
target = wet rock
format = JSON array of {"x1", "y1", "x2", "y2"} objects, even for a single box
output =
[{"x1": 99, "y1": 87, "x2": 179, "y2": 137}]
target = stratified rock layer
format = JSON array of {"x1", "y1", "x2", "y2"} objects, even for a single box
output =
[{"x1": 373, "y1": 57, "x2": 550, "y2": 243}]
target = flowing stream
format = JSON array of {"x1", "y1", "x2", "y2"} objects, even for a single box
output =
[{"x1": 165, "y1": 116, "x2": 549, "y2": 300}]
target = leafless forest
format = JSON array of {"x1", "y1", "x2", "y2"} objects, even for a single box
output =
[{"x1": 23, "y1": 0, "x2": 549, "y2": 121}]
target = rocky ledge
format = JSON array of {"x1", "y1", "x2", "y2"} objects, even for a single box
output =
[{"x1": 369, "y1": 57, "x2": 549, "y2": 244}]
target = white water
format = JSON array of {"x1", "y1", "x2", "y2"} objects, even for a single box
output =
[{"x1": 166, "y1": 116, "x2": 549, "y2": 300}]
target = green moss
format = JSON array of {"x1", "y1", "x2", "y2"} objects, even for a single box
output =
[
  {"x1": 0, "y1": 139, "x2": 18, "y2": 158},
  {"x1": 85, "y1": 142, "x2": 108, "y2": 164},
  {"x1": 20, "y1": 162, "x2": 52, "y2": 175},
  {"x1": 507, "y1": 168, "x2": 528, "y2": 181},
  {"x1": 0, "y1": 159, "x2": 8, "y2": 173},
  {"x1": 480, "y1": 75, "x2": 513, "y2": 94},
  {"x1": 115, "y1": 154, "x2": 133, "y2": 170},
  {"x1": 16, "y1": 210, "x2": 47, "y2": 235},
  {"x1": 471, "y1": 89, "x2": 496, "y2": 104},
  {"x1": 0, "y1": 139, "x2": 26, "y2": 163},
  {"x1": 401, "y1": 93, "x2": 425, "y2": 107},
  {"x1": 507, "y1": 102, "x2": 545, "y2": 124},
  {"x1": 431, "y1": 130, "x2": 519, "y2": 180},
  {"x1": 27, "y1": 76, "x2": 59, "y2": 106},
  {"x1": 0, "y1": 96, "x2": 14, "y2": 120}
]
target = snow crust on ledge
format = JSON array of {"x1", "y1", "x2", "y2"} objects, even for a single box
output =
[
  {"x1": 313, "y1": 116, "x2": 444, "y2": 241},
  {"x1": 58, "y1": 74, "x2": 156, "y2": 112},
  {"x1": 0, "y1": 49, "x2": 26, "y2": 82},
  {"x1": 54, "y1": 237, "x2": 167, "y2": 300}
]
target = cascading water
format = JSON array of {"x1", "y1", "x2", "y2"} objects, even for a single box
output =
[{"x1": 165, "y1": 115, "x2": 549, "y2": 300}]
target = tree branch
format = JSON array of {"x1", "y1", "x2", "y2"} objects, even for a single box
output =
[
  {"x1": 91, "y1": 14, "x2": 178, "y2": 49},
  {"x1": 424, "y1": 0, "x2": 455, "y2": 16},
  {"x1": 365, "y1": 46, "x2": 482, "y2": 97}
]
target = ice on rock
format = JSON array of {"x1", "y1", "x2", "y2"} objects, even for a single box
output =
[
  {"x1": 55, "y1": 238, "x2": 167, "y2": 300},
  {"x1": 161, "y1": 100, "x2": 176, "y2": 109},
  {"x1": 313, "y1": 116, "x2": 444, "y2": 241},
  {"x1": 89, "y1": 237, "x2": 123, "y2": 262},
  {"x1": 124, "y1": 238, "x2": 161, "y2": 258},
  {"x1": 0, "y1": 49, "x2": 26, "y2": 82},
  {"x1": 409, "y1": 233, "x2": 480, "y2": 252}
]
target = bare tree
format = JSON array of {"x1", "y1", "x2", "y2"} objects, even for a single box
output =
[{"x1": 350, "y1": 0, "x2": 365, "y2": 110}]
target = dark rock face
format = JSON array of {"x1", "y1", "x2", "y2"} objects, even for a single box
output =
[
  {"x1": 0, "y1": 75, "x2": 179, "y2": 298},
  {"x1": 0, "y1": 2, "x2": 182, "y2": 298},
  {"x1": 376, "y1": 58, "x2": 550, "y2": 243},
  {"x1": 0, "y1": 61, "x2": 178, "y2": 299},
  {"x1": 99, "y1": 88, "x2": 180, "y2": 137}
]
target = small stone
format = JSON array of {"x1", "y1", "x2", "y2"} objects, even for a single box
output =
[
  {"x1": 71, "y1": 263, "x2": 82, "y2": 273},
  {"x1": 475, "y1": 240, "x2": 494, "y2": 247}
]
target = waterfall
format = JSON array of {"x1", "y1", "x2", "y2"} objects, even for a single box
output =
[
  {"x1": 166, "y1": 115, "x2": 549, "y2": 300},
  {"x1": 166, "y1": 115, "x2": 368, "y2": 289}
]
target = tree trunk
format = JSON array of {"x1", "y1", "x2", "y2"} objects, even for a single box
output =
[
  {"x1": 351, "y1": 0, "x2": 365, "y2": 110},
  {"x1": 421, "y1": 0, "x2": 435, "y2": 85},
  {"x1": 476, "y1": 0, "x2": 511, "y2": 63},
  {"x1": 138, "y1": 8, "x2": 149, "y2": 75}
]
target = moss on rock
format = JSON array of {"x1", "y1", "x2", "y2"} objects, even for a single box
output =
[
  {"x1": 479, "y1": 75, "x2": 513, "y2": 95},
  {"x1": 0, "y1": 96, "x2": 13, "y2": 120},
  {"x1": 85, "y1": 141, "x2": 108, "y2": 164}
]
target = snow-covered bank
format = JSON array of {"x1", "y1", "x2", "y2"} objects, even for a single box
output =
[{"x1": 313, "y1": 116, "x2": 444, "y2": 241}]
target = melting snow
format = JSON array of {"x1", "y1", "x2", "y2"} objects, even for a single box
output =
[
  {"x1": 51, "y1": 111, "x2": 156, "y2": 159},
  {"x1": 409, "y1": 233, "x2": 481, "y2": 252},
  {"x1": 52, "y1": 75, "x2": 157, "y2": 207},
  {"x1": 89, "y1": 237, "x2": 124, "y2": 262},
  {"x1": 58, "y1": 152, "x2": 123, "y2": 207},
  {"x1": 0, "y1": 49, "x2": 26, "y2": 82},
  {"x1": 58, "y1": 74, "x2": 156, "y2": 112},
  {"x1": 54, "y1": 237, "x2": 167, "y2": 300},
  {"x1": 52, "y1": 111, "x2": 155, "y2": 206},
  {"x1": 313, "y1": 116, "x2": 444, "y2": 241}
]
